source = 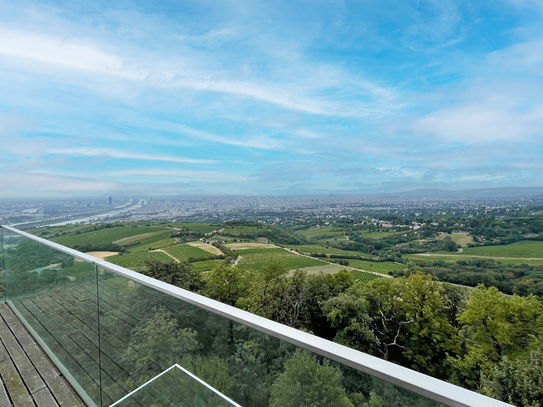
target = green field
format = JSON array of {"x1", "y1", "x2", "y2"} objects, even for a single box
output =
[
  {"x1": 449, "y1": 233, "x2": 474, "y2": 247},
  {"x1": 191, "y1": 259, "x2": 223, "y2": 271},
  {"x1": 237, "y1": 248, "x2": 326, "y2": 272},
  {"x1": 168, "y1": 223, "x2": 218, "y2": 233},
  {"x1": 404, "y1": 254, "x2": 543, "y2": 266},
  {"x1": 104, "y1": 251, "x2": 172, "y2": 271},
  {"x1": 360, "y1": 230, "x2": 402, "y2": 239},
  {"x1": 286, "y1": 244, "x2": 375, "y2": 258},
  {"x1": 295, "y1": 227, "x2": 346, "y2": 241},
  {"x1": 51, "y1": 226, "x2": 169, "y2": 247},
  {"x1": 128, "y1": 236, "x2": 178, "y2": 253},
  {"x1": 461, "y1": 241, "x2": 543, "y2": 258},
  {"x1": 350, "y1": 270, "x2": 383, "y2": 281},
  {"x1": 164, "y1": 244, "x2": 218, "y2": 262},
  {"x1": 347, "y1": 260, "x2": 407, "y2": 275}
]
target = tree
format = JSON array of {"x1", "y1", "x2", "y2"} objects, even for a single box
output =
[
  {"x1": 204, "y1": 264, "x2": 247, "y2": 306},
  {"x1": 270, "y1": 351, "x2": 353, "y2": 407},
  {"x1": 481, "y1": 347, "x2": 543, "y2": 407},
  {"x1": 144, "y1": 258, "x2": 204, "y2": 292},
  {"x1": 448, "y1": 285, "x2": 543, "y2": 389},
  {"x1": 323, "y1": 273, "x2": 459, "y2": 378},
  {"x1": 123, "y1": 306, "x2": 199, "y2": 382}
]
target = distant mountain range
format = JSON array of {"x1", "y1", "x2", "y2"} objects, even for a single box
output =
[{"x1": 385, "y1": 187, "x2": 543, "y2": 198}]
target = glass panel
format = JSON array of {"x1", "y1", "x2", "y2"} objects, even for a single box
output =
[
  {"x1": 98, "y1": 267, "x2": 445, "y2": 407},
  {"x1": 111, "y1": 365, "x2": 240, "y2": 407},
  {"x1": 3, "y1": 228, "x2": 101, "y2": 407},
  {"x1": 0, "y1": 228, "x2": 5, "y2": 303}
]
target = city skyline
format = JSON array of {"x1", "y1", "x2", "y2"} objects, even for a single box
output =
[{"x1": 1, "y1": 0, "x2": 543, "y2": 197}]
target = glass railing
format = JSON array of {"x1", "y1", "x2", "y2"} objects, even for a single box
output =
[{"x1": 0, "y1": 225, "x2": 512, "y2": 407}]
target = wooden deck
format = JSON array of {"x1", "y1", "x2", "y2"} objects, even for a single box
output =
[{"x1": 0, "y1": 303, "x2": 86, "y2": 407}]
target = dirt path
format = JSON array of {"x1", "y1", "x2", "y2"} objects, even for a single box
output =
[{"x1": 150, "y1": 249, "x2": 180, "y2": 263}]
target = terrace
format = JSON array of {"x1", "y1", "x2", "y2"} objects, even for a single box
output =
[{"x1": 0, "y1": 225, "x2": 512, "y2": 407}]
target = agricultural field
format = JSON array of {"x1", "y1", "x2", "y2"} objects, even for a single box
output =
[
  {"x1": 285, "y1": 244, "x2": 375, "y2": 259},
  {"x1": 130, "y1": 237, "x2": 178, "y2": 253},
  {"x1": 191, "y1": 259, "x2": 224, "y2": 271},
  {"x1": 350, "y1": 270, "x2": 383, "y2": 281},
  {"x1": 163, "y1": 244, "x2": 219, "y2": 262},
  {"x1": 295, "y1": 226, "x2": 346, "y2": 240},
  {"x1": 225, "y1": 242, "x2": 277, "y2": 250},
  {"x1": 294, "y1": 263, "x2": 347, "y2": 275},
  {"x1": 236, "y1": 248, "x2": 326, "y2": 272},
  {"x1": 404, "y1": 254, "x2": 543, "y2": 266},
  {"x1": 186, "y1": 241, "x2": 223, "y2": 255},
  {"x1": 51, "y1": 226, "x2": 169, "y2": 247},
  {"x1": 359, "y1": 230, "x2": 404, "y2": 239},
  {"x1": 104, "y1": 251, "x2": 172, "y2": 271},
  {"x1": 461, "y1": 241, "x2": 543, "y2": 258},
  {"x1": 449, "y1": 233, "x2": 474, "y2": 247},
  {"x1": 168, "y1": 222, "x2": 218, "y2": 233},
  {"x1": 346, "y1": 260, "x2": 407, "y2": 275}
]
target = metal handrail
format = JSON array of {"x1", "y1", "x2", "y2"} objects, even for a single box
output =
[{"x1": 0, "y1": 225, "x2": 513, "y2": 407}]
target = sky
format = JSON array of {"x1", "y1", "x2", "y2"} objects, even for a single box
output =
[{"x1": 1, "y1": 0, "x2": 543, "y2": 197}]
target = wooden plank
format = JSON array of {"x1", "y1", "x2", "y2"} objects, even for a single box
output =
[
  {"x1": 32, "y1": 388, "x2": 59, "y2": 407},
  {"x1": 24, "y1": 345, "x2": 86, "y2": 407},
  {"x1": 0, "y1": 379, "x2": 12, "y2": 407},
  {"x1": 12, "y1": 301, "x2": 100, "y2": 404},
  {"x1": 0, "y1": 342, "x2": 34, "y2": 407},
  {"x1": 0, "y1": 319, "x2": 46, "y2": 395},
  {"x1": 0, "y1": 305, "x2": 37, "y2": 351}
]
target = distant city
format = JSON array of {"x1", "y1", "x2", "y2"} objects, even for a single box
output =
[{"x1": 2, "y1": 187, "x2": 543, "y2": 230}]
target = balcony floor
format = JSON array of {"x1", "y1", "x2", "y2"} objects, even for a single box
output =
[{"x1": 0, "y1": 303, "x2": 86, "y2": 407}]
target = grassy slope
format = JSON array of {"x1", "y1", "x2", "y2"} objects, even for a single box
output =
[
  {"x1": 51, "y1": 226, "x2": 168, "y2": 247},
  {"x1": 164, "y1": 244, "x2": 218, "y2": 262},
  {"x1": 237, "y1": 248, "x2": 325, "y2": 272},
  {"x1": 104, "y1": 251, "x2": 171, "y2": 271},
  {"x1": 286, "y1": 244, "x2": 375, "y2": 259},
  {"x1": 461, "y1": 241, "x2": 543, "y2": 258}
]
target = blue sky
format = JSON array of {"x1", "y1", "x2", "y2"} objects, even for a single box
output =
[{"x1": 1, "y1": 0, "x2": 543, "y2": 197}]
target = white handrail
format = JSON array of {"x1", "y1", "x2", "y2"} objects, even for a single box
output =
[{"x1": 0, "y1": 225, "x2": 513, "y2": 407}]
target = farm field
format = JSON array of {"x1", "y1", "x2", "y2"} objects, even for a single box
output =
[
  {"x1": 449, "y1": 233, "x2": 474, "y2": 247},
  {"x1": 350, "y1": 270, "x2": 383, "y2": 281},
  {"x1": 130, "y1": 237, "x2": 178, "y2": 253},
  {"x1": 346, "y1": 260, "x2": 407, "y2": 275},
  {"x1": 186, "y1": 241, "x2": 224, "y2": 255},
  {"x1": 404, "y1": 254, "x2": 543, "y2": 266},
  {"x1": 286, "y1": 244, "x2": 375, "y2": 258},
  {"x1": 191, "y1": 259, "x2": 223, "y2": 271},
  {"x1": 225, "y1": 242, "x2": 277, "y2": 249},
  {"x1": 51, "y1": 226, "x2": 169, "y2": 247},
  {"x1": 461, "y1": 241, "x2": 543, "y2": 258},
  {"x1": 168, "y1": 222, "x2": 218, "y2": 233},
  {"x1": 104, "y1": 251, "x2": 171, "y2": 271},
  {"x1": 164, "y1": 244, "x2": 219, "y2": 262},
  {"x1": 295, "y1": 226, "x2": 346, "y2": 239},
  {"x1": 236, "y1": 248, "x2": 326, "y2": 272},
  {"x1": 360, "y1": 230, "x2": 404, "y2": 239},
  {"x1": 293, "y1": 263, "x2": 347, "y2": 275}
]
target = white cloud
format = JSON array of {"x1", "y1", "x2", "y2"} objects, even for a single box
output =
[
  {"x1": 177, "y1": 124, "x2": 283, "y2": 150},
  {"x1": 105, "y1": 168, "x2": 248, "y2": 182},
  {"x1": 0, "y1": 28, "x2": 145, "y2": 79},
  {"x1": 47, "y1": 147, "x2": 215, "y2": 164},
  {"x1": 413, "y1": 102, "x2": 543, "y2": 143}
]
